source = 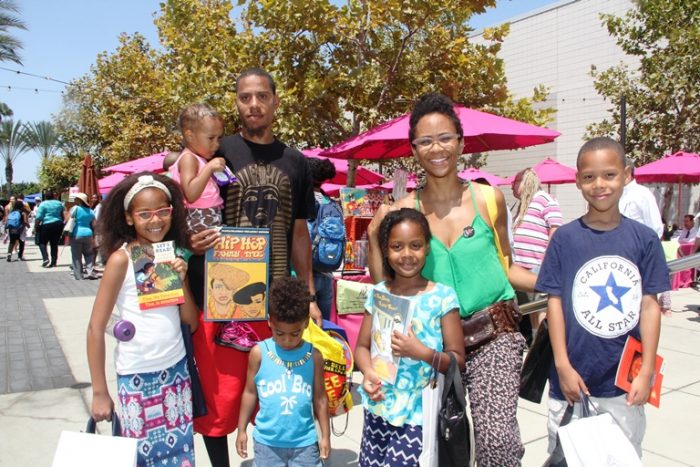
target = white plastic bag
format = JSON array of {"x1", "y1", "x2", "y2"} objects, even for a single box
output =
[
  {"x1": 419, "y1": 372, "x2": 444, "y2": 467},
  {"x1": 557, "y1": 412, "x2": 642, "y2": 467}
]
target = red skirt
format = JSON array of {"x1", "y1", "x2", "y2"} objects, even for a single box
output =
[{"x1": 192, "y1": 312, "x2": 271, "y2": 437}]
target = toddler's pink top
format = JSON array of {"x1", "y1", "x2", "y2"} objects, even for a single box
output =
[{"x1": 169, "y1": 148, "x2": 224, "y2": 209}]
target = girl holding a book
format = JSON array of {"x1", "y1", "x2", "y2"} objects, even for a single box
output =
[
  {"x1": 355, "y1": 208, "x2": 465, "y2": 466},
  {"x1": 86, "y1": 172, "x2": 199, "y2": 466}
]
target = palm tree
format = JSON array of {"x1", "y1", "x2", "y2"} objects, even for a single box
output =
[
  {"x1": 0, "y1": 0, "x2": 25, "y2": 65},
  {"x1": 0, "y1": 119, "x2": 29, "y2": 193},
  {"x1": 24, "y1": 121, "x2": 58, "y2": 160},
  {"x1": 0, "y1": 1, "x2": 25, "y2": 122}
]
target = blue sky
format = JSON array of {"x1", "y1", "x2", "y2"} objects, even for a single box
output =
[{"x1": 5, "y1": 0, "x2": 556, "y2": 183}]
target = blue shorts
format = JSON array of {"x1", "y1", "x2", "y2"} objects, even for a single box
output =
[{"x1": 253, "y1": 441, "x2": 323, "y2": 467}]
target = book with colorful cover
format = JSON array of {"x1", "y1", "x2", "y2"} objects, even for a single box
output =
[
  {"x1": 614, "y1": 335, "x2": 664, "y2": 408},
  {"x1": 130, "y1": 241, "x2": 184, "y2": 310},
  {"x1": 204, "y1": 227, "x2": 270, "y2": 321},
  {"x1": 370, "y1": 289, "x2": 414, "y2": 385}
]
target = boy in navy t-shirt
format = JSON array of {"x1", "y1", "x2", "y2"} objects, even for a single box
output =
[{"x1": 536, "y1": 137, "x2": 670, "y2": 457}]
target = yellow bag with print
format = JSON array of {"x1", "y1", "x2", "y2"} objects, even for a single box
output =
[{"x1": 303, "y1": 320, "x2": 354, "y2": 431}]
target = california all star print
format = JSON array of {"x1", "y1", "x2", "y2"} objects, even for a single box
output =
[{"x1": 572, "y1": 255, "x2": 642, "y2": 338}]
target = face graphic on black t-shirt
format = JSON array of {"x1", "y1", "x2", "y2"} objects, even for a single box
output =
[{"x1": 242, "y1": 184, "x2": 279, "y2": 227}]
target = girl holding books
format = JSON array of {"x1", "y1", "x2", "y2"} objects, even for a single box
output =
[
  {"x1": 355, "y1": 208, "x2": 465, "y2": 467},
  {"x1": 86, "y1": 172, "x2": 199, "y2": 466}
]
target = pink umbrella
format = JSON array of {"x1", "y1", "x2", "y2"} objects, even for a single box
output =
[
  {"x1": 634, "y1": 152, "x2": 700, "y2": 183},
  {"x1": 104, "y1": 152, "x2": 168, "y2": 174},
  {"x1": 635, "y1": 152, "x2": 700, "y2": 223},
  {"x1": 302, "y1": 149, "x2": 384, "y2": 185},
  {"x1": 98, "y1": 172, "x2": 127, "y2": 194},
  {"x1": 319, "y1": 105, "x2": 560, "y2": 160},
  {"x1": 502, "y1": 158, "x2": 577, "y2": 189},
  {"x1": 458, "y1": 167, "x2": 507, "y2": 186}
]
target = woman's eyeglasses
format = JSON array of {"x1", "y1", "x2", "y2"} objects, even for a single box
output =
[
  {"x1": 411, "y1": 133, "x2": 461, "y2": 150},
  {"x1": 132, "y1": 206, "x2": 173, "y2": 221}
]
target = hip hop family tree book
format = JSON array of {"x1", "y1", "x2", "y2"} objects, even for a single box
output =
[
  {"x1": 370, "y1": 289, "x2": 414, "y2": 385},
  {"x1": 130, "y1": 241, "x2": 184, "y2": 310},
  {"x1": 614, "y1": 335, "x2": 665, "y2": 408},
  {"x1": 204, "y1": 227, "x2": 270, "y2": 321}
]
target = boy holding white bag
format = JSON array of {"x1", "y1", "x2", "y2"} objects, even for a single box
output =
[{"x1": 535, "y1": 137, "x2": 670, "y2": 460}]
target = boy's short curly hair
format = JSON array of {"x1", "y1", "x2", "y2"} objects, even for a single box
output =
[{"x1": 268, "y1": 276, "x2": 311, "y2": 323}]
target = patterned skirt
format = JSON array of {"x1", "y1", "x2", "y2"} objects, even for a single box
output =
[
  {"x1": 117, "y1": 356, "x2": 195, "y2": 467},
  {"x1": 359, "y1": 410, "x2": 422, "y2": 467}
]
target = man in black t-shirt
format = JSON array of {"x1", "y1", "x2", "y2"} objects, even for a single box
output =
[{"x1": 188, "y1": 68, "x2": 322, "y2": 466}]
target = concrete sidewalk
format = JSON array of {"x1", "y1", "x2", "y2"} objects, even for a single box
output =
[{"x1": 1, "y1": 243, "x2": 699, "y2": 466}]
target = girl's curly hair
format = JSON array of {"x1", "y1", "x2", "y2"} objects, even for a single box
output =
[
  {"x1": 268, "y1": 276, "x2": 311, "y2": 323},
  {"x1": 97, "y1": 171, "x2": 189, "y2": 259},
  {"x1": 378, "y1": 208, "x2": 431, "y2": 279}
]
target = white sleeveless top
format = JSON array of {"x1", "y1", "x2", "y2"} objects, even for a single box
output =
[{"x1": 113, "y1": 245, "x2": 185, "y2": 374}]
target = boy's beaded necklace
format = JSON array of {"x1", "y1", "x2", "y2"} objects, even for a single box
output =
[{"x1": 266, "y1": 347, "x2": 313, "y2": 378}]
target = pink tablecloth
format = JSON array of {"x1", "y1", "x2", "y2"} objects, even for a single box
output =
[{"x1": 672, "y1": 243, "x2": 695, "y2": 290}]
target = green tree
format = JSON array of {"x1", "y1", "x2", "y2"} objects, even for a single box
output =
[
  {"x1": 24, "y1": 121, "x2": 59, "y2": 160},
  {"x1": 11, "y1": 180, "x2": 40, "y2": 195},
  {"x1": 38, "y1": 153, "x2": 82, "y2": 192},
  {"x1": 0, "y1": 119, "x2": 29, "y2": 193},
  {"x1": 587, "y1": 0, "x2": 700, "y2": 164},
  {"x1": 55, "y1": 0, "x2": 554, "y2": 183}
]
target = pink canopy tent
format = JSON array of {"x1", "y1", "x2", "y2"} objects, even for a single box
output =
[
  {"x1": 319, "y1": 105, "x2": 560, "y2": 160},
  {"x1": 634, "y1": 151, "x2": 700, "y2": 223},
  {"x1": 104, "y1": 152, "x2": 169, "y2": 174},
  {"x1": 458, "y1": 167, "x2": 507, "y2": 186},
  {"x1": 377, "y1": 174, "x2": 419, "y2": 191},
  {"x1": 98, "y1": 172, "x2": 127, "y2": 194},
  {"x1": 302, "y1": 148, "x2": 384, "y2": 186}
]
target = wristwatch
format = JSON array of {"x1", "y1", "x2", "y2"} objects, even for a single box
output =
[{"x1": 309, "y1": 293, "x2": 317, "y2": 302}]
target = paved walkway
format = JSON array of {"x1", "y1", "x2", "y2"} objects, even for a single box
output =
[{"x1": 1, "y1": 242, "x2": 699, "y2": 466}]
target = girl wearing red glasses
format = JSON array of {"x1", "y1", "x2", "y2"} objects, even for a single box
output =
[{"x1": 87, "y1": 172, "x2": 199, "y2": 467}]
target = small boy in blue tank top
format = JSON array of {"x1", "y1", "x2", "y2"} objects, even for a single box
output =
[{"x1": 236, "y1": 277, "x2": 330, "y2": 466}]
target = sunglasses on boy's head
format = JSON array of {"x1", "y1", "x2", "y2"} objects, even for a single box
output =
[{"x1": 132, "y1": 206, "x2": 173, "y2": 221}]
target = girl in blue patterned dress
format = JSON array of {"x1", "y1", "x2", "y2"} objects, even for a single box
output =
[
  {"x1": 355, "y1": 208, "x2": 465, "y2": 467},
  {"x1": 87, "y1": 173, "x2": 199, "y2": 466}
]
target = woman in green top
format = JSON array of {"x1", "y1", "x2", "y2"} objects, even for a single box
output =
[{"x1": 367, "y1": 93, "x2": 536, "y2": 467}]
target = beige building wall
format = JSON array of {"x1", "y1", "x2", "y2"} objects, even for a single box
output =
[{"x1": 471, "y1": 0, "x2": 637, "y2": 220}]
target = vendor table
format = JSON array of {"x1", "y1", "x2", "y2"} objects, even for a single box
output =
[{"x1": 672, "y1": 242, "x2": 696, "y2": 290}]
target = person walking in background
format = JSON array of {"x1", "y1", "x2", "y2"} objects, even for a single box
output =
[
  {"x1": 67, "y1": 193, "x2": 98, "y2": 280},
  {"x1": 619, "y1": 160, "x2": 664, "y2": 238},
  {"x1": 511, "y1": 167, "x2": 563, "y2": 343},
  {"x1": 236, "y1": 277, "x2": 330, "y2": 465},
  {"x1": 618, "y1": 158, "x2": 669, "y2": 315},
  {"x1": 35, "y1": 192, "x2": 65, "y2": 268},
  {"x1": 87, "y1": 172, "x2": 198, "y2": 467},
  {"x1": 185, "y1": 68, "x2": 318, "y2": 467},
  {"x1": 357, "y1": 208, "x2": 464, "y2": 466},
  {"x1": 307, "y1": 157, "x2": 344, "y2": 320},
  {"x1": 537, "y1": 137, "x2": 670, "y2": 459},
  {"x1": 5, "y1": 200, "x2": 28, "y2": 262}
]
